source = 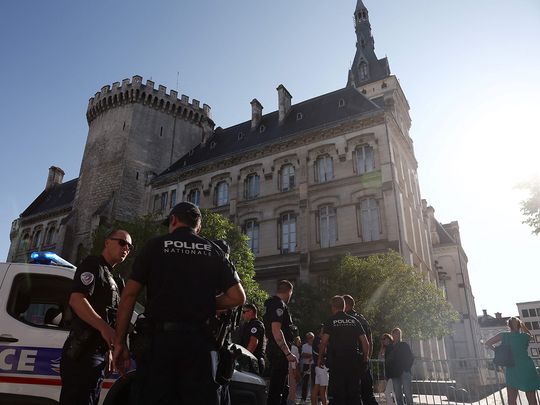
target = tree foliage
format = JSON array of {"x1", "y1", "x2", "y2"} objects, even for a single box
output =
[
  {"x1": 289, "y1": 251, "x2": 459, "y2": 352},
  {"x1": 91, "y1": 209, "x2": 267, "y2": 309},
  {"x1": 519, "y1": 177, "x2": 540, "y2": 235}
]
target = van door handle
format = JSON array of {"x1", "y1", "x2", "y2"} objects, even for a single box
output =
[{"x1": 0, "y1": 335, "x2": 19, "y2": 342}]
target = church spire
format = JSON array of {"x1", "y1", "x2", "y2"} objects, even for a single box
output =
[{"x1": 347, "y1": 0, "x2": 390, "y2": 87}]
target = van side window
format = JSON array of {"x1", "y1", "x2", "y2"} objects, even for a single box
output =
[{"x1": 7, "y1": 273, "x2": 72, "y2": 329}]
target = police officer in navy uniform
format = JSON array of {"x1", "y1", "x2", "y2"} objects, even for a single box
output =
[
  {"x1": 318, "y1": 295, "x2": 369, "y2": 405},
  {"x1": 263, "y1": 280, "x2": 297, "y2": 405},
  {"x1": 343, "y1": 294, "x2": 377, "y2": 405},
  {"x1": 113, "y1": 202, "x2": 246, "y2": 405},
  {"x1": 240, "y1": 303, "x2": 266, "y2": 374},
  {"x1": 60, "y1": 229, "x2": 132, "y2": 405}
]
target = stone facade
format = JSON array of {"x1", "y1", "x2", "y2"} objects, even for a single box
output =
[{"x1": 517, "y1": 300, "x2": 540, "y2": 366}]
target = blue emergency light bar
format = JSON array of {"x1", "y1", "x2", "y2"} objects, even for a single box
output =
[{"x1": 30, "y1": 251, "x2": 76, "y2": 269}]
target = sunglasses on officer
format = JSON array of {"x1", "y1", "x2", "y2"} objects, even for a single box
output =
[{"x1": 109, "y1": 238, "x2": 133, "y2": 251}]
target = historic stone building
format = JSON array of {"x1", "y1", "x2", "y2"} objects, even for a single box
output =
[{"x1": 8, "y1": 0, "x2": 483, "y2": 362}]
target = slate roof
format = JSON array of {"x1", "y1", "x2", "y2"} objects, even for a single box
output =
[
  {"x1": 20, "y1": 178, "x2": 78, "y2": 219},
  {"x1": 478, "y1": 314, "x2": 510, "y2": 328},
  {"x1": 156, "y1": 86, "x2": 382, "y2": 181}
]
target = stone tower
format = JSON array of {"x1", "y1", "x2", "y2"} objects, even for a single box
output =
[{"x1": 65, "y1": 75, "x2": 214, "y2": 261}]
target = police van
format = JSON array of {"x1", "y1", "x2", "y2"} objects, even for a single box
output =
[{"x1": 0, "y1": 253, "x2": 266, "y2": 405}]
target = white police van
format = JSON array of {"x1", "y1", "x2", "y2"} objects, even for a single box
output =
[{"x1": 0, "y1": 253, "x2": 266, "y2": 405}]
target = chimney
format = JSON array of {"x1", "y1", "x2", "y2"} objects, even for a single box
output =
[
  {"x1": 250, "y1": 99, "x2": 263, "y2": 129},
  {"x1": 46, "y1": 166, "x2": 65, "y2": 189},
  {"x1": 495, "y1": 312, "x2": 502, "y2": 319},
  {"x1": 277, "y1": 84, "x2": 292, "y2": 124},
  {"x1": 482, "y1": 309, "x2": 488, "y2": 316}
]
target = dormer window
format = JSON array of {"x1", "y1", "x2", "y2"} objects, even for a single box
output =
[
  {"x1": 296, "y1": 112, "x2": 303, "y2": 121},
  {"x1": 210, "y1": 141, "x2": 217, "y2": 149},
  {"x1": 238, "y1": 132, "x2": 244, "y2": 140},
  {"x1": 259, "y1": 125, "x2": 266, "y2": 133},
  {"x1": 359, "y1": 62, "x2": 369, "y2": 81},
  {"x1": 338, "y1": 99, "x2": 346, "y2": 108}
]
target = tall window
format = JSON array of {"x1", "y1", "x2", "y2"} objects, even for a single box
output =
[
  {"x1": 32, "y1": 229, "x2": 42, "y2": 248},
  {"x1": 359, "y1": 198, "x2": 380, "y2": 241},
  {"x1": 281, "y1": 164, "x2": 295, "y2": 192},
  {"x1": 169, "y1": 190, "x2": 177, "y2": 208},
  {"x1": 359, "y1": 62, "x2": 369, "y2": 80},
  {"x1": 187, "y1": 189, "x2": 200, "y2": 206},
  {"x1": 216, "y1": 181, "x2": 229, "y2": 206},
  {"x1": 355, "y1": 145, "x2": 374, "y2": 174},
  {"x1": 319, "y1": 206, "x2": 337, "y2": 248},
  {"x1": 160, "y1": 192, "x2": 168, "y2": 211},
  {"x1": 280, "y1": 213, "x2": 296, "y2": 254},
  {"x1": 245, "y1": 220, "x2": 259, "y2": 254},
  {"x1": 153, "y1": 195, "x2": 160, "y2": 212},
  {"x1": 45, "y1": 226, "x2": 56, "y2": 246},
  {"x1": 315, "y1": 155, "x2": 333, "y2": 183},
  {"x1": 245, "y1": 174, "x2": 260, "y2": 199}
]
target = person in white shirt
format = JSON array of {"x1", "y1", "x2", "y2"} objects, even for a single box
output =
[
  {"x1": 288, "y1": 336, "x2": 302, "y2": 405},
  {"x1": 301, "y1": 332, "x2": 314, "y2": 403}
]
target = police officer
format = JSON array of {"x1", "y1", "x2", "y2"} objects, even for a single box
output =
[
  {"x1": 263, "y1": 280, "x2": 297, "y2": 405},
  {"x1": 60, "y1": 229, "x2": 132, "y2": 405},
  {"x1": 343, "y1": 294, "x2": 377, "y2": 405},
  {"x1": 318, "y1": 295, "x2": 369, "y2": 405},
  {"x1": 240, "y1": 303, "x2": 266, "y2": 374},
  {"x1": 113, "y1": 202, "x2": 245, "y2": 405}
]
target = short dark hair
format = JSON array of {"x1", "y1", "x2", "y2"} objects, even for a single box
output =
[
  {"x1": 243, "y1": 303, "x2": 258, "y2": 316},
  {"x1": 276, "y1": 280, "x2": 293, "y2": 293},
  {"x1": 331, "y1": 295, "x2": 345, "y2": 311}
]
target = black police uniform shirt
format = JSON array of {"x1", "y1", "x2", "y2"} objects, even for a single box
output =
[
  {"x1": 240, "y1": 318, "x2": 265, "y2": 359},
  {"x1": 263, "y1": 296, "x2": 294, "y2": 345},
  {"x1": 346, "y1": 310, "x2": 372, "y2": 343},
  {"x1": 130, "y1": 227, "x2": 240, "y2": 325},
  {"x1": 323, "y1": 311, "x2": 366, "y2": 360},
  {"x1": 70, "y1": 256, "x2": 120, "y2": 335}
]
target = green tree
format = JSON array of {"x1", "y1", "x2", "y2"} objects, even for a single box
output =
[
  {"x1": 289, "y1": 251, "x2": 459, "y2": 353},
  {"x1": 90, "y1": 209, "x2": 267, "y2": 309},
  {"x1": 519, "y1": 177, "x2": 540, "y2": 234}
]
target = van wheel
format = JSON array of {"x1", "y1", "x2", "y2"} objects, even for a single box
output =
[{"x1": 102, "y1": 371, "x2": 136, "y2": 405}]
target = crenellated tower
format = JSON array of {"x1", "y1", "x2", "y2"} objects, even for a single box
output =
[{"x1": 65, "y1": 75, "x2": 214, "y2": 261}]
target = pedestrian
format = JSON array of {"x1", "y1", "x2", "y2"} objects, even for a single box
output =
[
  {"x1": 113, "y1": 202, "x2": 246, "y2": 405},
  {"x1": 263, "y1": 280, "x2": 298, "y2": 405},
  {"x1": 485, "y1": 317, "x2": 540, "y2": 405},
  {"x1": 311, "y1": 324, "x2": 329, "y2": 405},
  {"x1": 60, "y1": 229, "x2": 132, "y2": 405},
  {"x1": 319, "y1": 295, "x2": 369, "y2": 405},
  {"x1": 385, "y1": 327, "x2": 414, "y2": 405},
  {"x1": 301, "y1": 332, "x2": 315, "y2": 404},
  {"x1": 378, "y1": 333, "x2": 395, "y2": 404},
  {"x1": 288, "y1": 336, "x2": 302, "y2": 405},
  {"x1": 343, "y1": 294, "x2": 378, "y2": 405},
  {"x1": 240, "y1": 303, "x2": 266, "y2": 374}
]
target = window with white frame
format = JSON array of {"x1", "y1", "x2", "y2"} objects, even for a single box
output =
[
  {"x1": 281, "y1": 164, "x2": 295, "y2": 192},
  {"x1": 216, "y1": 181, "x2": 229, "y2": 206},
  {"x1": 319, "y1": 206, "x2": 337, "y2": 248},
  {"x1": 245, "y1": 173, "x2": 260, "y2": 199},
  {"x1": 153, "y1": 195, "x2": 160, "y2": 212},
  {"x1": 315, "y1": 155, "x2": 333, "y2": 183},
  {"x1": 160, "y1": 192, "x2": 168, "y2": 211},
  {"x1": 187, "y1": 189, "x2": 201, "y2": 206},
  {"x1": 169, "y1": 190, "x2": 177, "y2": 208},
  {"x1": 245, "y1": 219, "x2": 259, "y2": 253},
  {"x1": 359, "y1": 198, "x2": 380, "y2": 241},
  {"x1": 355, "y1": 145, "x2": 374, "y2": 174},
  {"x1": 280, "y1": 213, "x2": 296, "y2": 254}
]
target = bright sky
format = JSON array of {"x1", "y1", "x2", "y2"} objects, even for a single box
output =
[{"x1": 1, "y1": 0, "x2": 539, "y2": 317}]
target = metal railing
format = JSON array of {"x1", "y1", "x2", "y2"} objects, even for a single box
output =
[{"x1": 370, "y1": 358, "x2": 540, "y2": 405}]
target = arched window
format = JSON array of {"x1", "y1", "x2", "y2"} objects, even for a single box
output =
[
  {"x1": 280, "y1": 212, "x2": 296, "y2": 254},
  {"x1": 244, "y1": 173, "x2": 260, "y2": 200},
  {"x1": 32, "y1": 229, "x2": 42, "y2": 249},
  {"x1": 359, "y1": 62, "x2": 369, "y2": 81},
  {"x1": 319, "y1": 206, "x2": 337, "y2": 248},
  {"x1": 315, "y1": 155, "x2": 333, "y2": 183},
  {"x1": 358, "y1": 198, "x2": 381, "y2": 241},
  {"x1": 280, "y1": 164, "x2": 295, "y2": 192},
  {"x1": 187, "y1": 189, "x2": 200, "y2": 206},
  {"x1": 215, "y1": 182, "x2": 229, "y2": 206},
  {"x1": 19, "y1": 233, "x2": 30, "y2": 252},
  {"x1": 245, "y1": 219, "x2": 259, "y2": 254},
  {"x1": 45, "y1": 226, "x2": 56, "y2": 246},
  {"x1": 354, "y1": 145, "x2": 374, "y2": 174}
]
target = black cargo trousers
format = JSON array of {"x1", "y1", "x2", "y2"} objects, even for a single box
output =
[
  {"x1": 328, "y1": 355, "x2": 362, "y2": 405},
  {"x1": 266, "y1": 342, "x2": 290, "y2": 405}
]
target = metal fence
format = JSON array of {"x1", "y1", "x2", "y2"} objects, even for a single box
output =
[{"x1": 370, "y1": 358, "x2": 540, "y2": 405}]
